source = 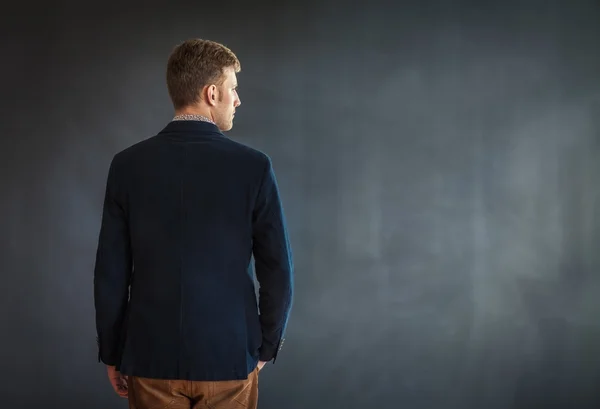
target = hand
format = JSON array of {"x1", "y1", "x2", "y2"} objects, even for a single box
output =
[
  {"x1": 257, "y1": 360, "x2": 268, "y2": 371},
  {"x1": 106, "y1": 365, "x2": 128, "y2": 398}
]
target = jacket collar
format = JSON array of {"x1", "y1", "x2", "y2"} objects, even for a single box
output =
[{"x1": 158, "y1": 120, "x2": 225, "y2": 139}]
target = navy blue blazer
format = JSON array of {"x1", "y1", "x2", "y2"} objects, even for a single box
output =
[{"x1": 93, "y1": 120, "x2": 293, "y2": 381}]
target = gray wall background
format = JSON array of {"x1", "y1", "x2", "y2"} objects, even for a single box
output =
[{"x1": 1, "y1": 0, "x2": 599, "y2": 408}]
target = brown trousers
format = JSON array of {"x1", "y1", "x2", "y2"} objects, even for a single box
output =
[{"x1": 127, "y1": 367, "x2": 259, "y2": 409}]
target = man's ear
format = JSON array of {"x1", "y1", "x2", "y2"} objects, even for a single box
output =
[{"x1": 206, "y1": 84, "x2": 218, "y2": 106}]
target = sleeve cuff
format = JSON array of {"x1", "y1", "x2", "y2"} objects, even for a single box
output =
[
  {"x1": 96, "y1": 336, "x2": 119, "y2": 366},
  {"x1": 259, "y1": 337, "x2": 285, "y2": 363}
]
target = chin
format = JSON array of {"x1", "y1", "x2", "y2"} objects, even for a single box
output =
[{"x1": 220, "y1": 122, "x2": 234, "y2": 132}]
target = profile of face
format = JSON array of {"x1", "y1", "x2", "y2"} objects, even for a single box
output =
[{"x1": 206, "y1": 66, "x2": 241, "y2": 132}]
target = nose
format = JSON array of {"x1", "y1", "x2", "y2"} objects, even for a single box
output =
[{"x1": 234, "y1": 94, "x2": 241, "y2": 108}]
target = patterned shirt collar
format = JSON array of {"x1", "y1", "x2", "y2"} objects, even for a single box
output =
[{"x1": 172, "y1": 114, "x2": 216, "y2": 125}]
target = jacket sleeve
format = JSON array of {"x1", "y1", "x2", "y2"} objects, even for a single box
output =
[
  {"x1": 93, "y1": 155, "x2": 132, "y2": 366},
  {"x1": 252, "y1": 156, "x2": 294, "y2": 363}
]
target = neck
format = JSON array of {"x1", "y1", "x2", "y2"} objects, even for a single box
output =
[{"x1": 174, "y1": 104, "x2": 214, "y2": 120}]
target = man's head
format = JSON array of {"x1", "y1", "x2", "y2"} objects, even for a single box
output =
[{"x1": 166, "y1": 39, "x2": 241, "y2": 131}]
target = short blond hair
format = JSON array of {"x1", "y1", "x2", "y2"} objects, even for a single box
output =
[{"x1": 166, "y1": 39, "x2": 241, "y2": 109}]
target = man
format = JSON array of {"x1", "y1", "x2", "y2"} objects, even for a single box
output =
[{"x1": 93, "y1": 39, "x2": 294, "y2": 409}]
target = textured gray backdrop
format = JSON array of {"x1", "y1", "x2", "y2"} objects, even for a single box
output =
[{"x1": 1, "y1": 0, "x2": 599, "y2": 408}]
